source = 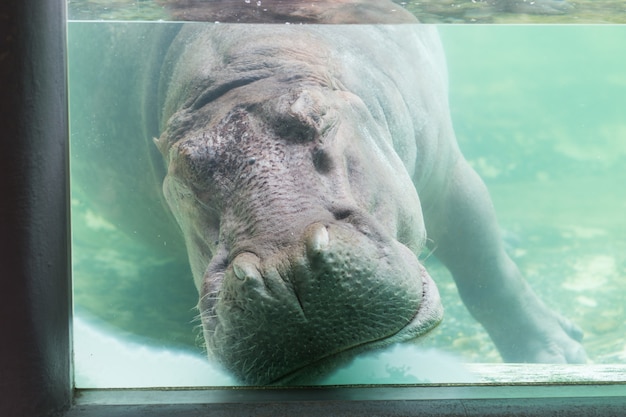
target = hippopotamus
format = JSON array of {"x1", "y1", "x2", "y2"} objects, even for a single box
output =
[
  {"x1": 156, "y1": 0, "x2": 572, "y2": 22},
  {"x1": 69, "y1": 12, "x2": 586, "y2": 385}
]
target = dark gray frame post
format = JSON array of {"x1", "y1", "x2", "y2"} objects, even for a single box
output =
[{"x1": 0, "y1": 0, "x2": 71, "y2": 416}]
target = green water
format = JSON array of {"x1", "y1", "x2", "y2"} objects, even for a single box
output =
[
  {"x1": 435, "y1": 25, "x2": 626, "y2": 364},
  {"x1": 69, "y1": 23, "x2": 626, "y2": 387}
]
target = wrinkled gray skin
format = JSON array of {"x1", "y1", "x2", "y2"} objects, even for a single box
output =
[{"x1": 71, "y1": 22, "x2": 586, "y2": 385}]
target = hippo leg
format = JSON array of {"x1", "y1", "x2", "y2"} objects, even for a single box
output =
[{"x1": 424, "y1": 158, "x2": 587, "y2": 364}]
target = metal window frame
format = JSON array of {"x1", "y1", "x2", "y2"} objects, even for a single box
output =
[{"x1": 1, "y1": 0, "x2": 625, "y2": 415}]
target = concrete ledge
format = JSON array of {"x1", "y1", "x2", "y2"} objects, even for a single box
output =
[{"x1": 67, "y1": 384, "x2": 626, "y2": 417}]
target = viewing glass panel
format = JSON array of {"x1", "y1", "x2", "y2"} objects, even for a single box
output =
[{"x1": 68, "y1": 1, "x2": 626, "y2": 389}]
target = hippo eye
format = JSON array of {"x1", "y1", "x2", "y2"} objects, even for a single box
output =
[
  {"x1": 273, "y1": 115, "x2": 317, "y2": 143},
  {"x1": 332, "y1": 208, "x2": 353, "y2": 221}
]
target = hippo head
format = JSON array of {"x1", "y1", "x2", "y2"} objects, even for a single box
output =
[{"x1": 155, "y1": 31, "x2": 443, "y2": 384}]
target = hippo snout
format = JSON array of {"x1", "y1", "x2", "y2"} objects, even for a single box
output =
[{"x1": 200, "y1": 221, "x2": 443, "y2": 385}]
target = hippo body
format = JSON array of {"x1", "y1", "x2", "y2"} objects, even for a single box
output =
[{"x1": 70, "y1": 21, "x2": 585, "y2": 385}]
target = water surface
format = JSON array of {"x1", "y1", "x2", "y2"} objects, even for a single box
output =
[{"x1": 67, "y1": 0, "x2": 626, "y2": 23}]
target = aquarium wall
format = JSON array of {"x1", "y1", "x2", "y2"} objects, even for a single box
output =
[{"x1": 0, "y1": 0, "x2": 71, "y2": 416}]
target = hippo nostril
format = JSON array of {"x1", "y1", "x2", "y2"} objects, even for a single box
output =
[
  {"x1": 312, "y1": 147, "x2": 333, "y2": 174},
  {"x1": 332, "y1": 208, "x2": 352, "y2": 221},
  {"x1": 232, "y1": 252, "x2": 262, "y2": 281},
  {"x1": 305, "y1": 223, "x2": 329, "y2": 258}
]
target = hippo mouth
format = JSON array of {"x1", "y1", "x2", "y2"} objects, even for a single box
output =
[
  {"x1": 271, "y1": 265, "x2": 443, "y2": 385},
  {"x1": 200, "y1": 221, "x2": 444, "y2": 385}
]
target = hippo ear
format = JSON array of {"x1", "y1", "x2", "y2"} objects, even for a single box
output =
[
  {"x1": 153, "y1": 133, "x2": 172, "y2": 158},
  {"x1": 153, "y1": 136, "x2": 164, "y2": 153}
]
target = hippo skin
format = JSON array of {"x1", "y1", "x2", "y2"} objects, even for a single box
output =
[{"x1": 70, "y1": 17, "x2": 586, "y2": 385}]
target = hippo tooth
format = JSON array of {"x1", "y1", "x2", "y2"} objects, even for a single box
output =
[
  {"x1": 308, "y1": 223, "x2": 329, "y2": 253},
  {"x1": 232, "y1": 255, "x2": 261, "y2": 281}
]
